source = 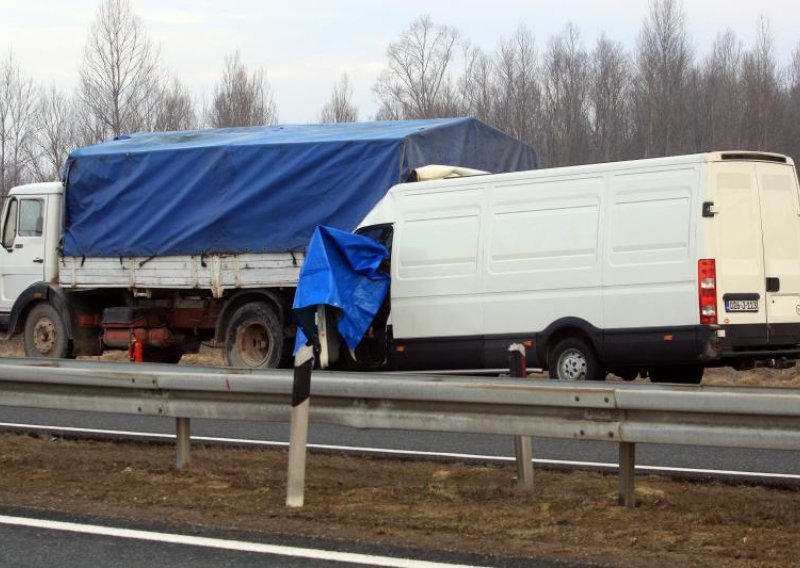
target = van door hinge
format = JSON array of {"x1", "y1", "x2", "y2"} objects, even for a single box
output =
[{"x1": 702, "y1": 202, "x2": 718, "y2": 217}]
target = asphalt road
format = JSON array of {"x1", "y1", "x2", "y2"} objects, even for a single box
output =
[
  {"x1": 1, "y1": 406, "x2": 798, "y2": 481},
  {"x1": 0, "y1": 507, "x2": 574, "y2": 568}
]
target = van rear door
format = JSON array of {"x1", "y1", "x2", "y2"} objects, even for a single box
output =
[
  {"x1": 756, "y1": 161, "x2": 800, "y2": 341},
  {"x1": 709, "y1": 157, "x2": 800, "y2": 343}
]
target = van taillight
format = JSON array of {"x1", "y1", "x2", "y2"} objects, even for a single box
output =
[{"x1": 698, "y1": 259, "x2": 717, "y2": 325}]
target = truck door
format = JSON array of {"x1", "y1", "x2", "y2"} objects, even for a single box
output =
[
  {"x1": 756, "y1": 161, "x2": 800, "y2": 341},
  {"x1": 0, "y1": 196, "x2": 47, "y2": 313}
]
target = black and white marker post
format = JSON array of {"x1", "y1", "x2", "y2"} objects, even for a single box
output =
[
  {"x1": 509, "y1": 343, "x2": 534, "y2": 488},
  {"x1": 286, "y1": 341, "x2": 315, "y2": 507}
]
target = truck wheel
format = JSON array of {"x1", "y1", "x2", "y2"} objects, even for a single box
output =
[
  {"x1": 649, "y1": 365, "x2": 704, "y2": 385},
  {"x1": 23, "y1": 303, "x2": 71, "y2": 359},
  {"x1": 548, "y1": 337, "x2": 604, "y2": 381},
  {"x1": 224, "y1": 302, "x2": 282, "y2": 369}
]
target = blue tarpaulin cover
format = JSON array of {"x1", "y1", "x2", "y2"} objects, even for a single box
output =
[
  {"x1": 61, "y1": 118, "x2": 537, "y2": 257},
  {"x1": 292, "y1": 226, "x2": 390, "y2": 352}
]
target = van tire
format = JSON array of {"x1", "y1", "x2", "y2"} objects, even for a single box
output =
[
  {"x1": 224, "y1": 302, "x2": 282, "y2": 369},
  {"x1": 23, "y1": 303, "x2": 71, "y2": 359},
  {"x1": 649, "y1": 365, "x2": 704, "y2": 385},
  {"x1": 548, "y1": 337, "x2": 604, "y2": 381}
]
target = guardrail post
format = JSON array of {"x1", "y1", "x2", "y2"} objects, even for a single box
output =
[
  {"x1": 618, "y1": 442, "x2": 636, "y2": 507},
  {"x1": 509, "y1": 343, "x2": 533, "y2": 488},
  {"x1": 286, "y1": 343, "x2": 315, "y2": 508},
  {"x1": 176, "y1": 417, "x2": 191, "y2": 470}
]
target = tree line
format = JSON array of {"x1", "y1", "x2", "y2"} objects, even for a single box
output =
[
  {"x1": 1, "y1": 0, "x2": 799, "y2": 195},
  {"x1": 374, "y1": 2, "x2": 800, "y2": 169}
]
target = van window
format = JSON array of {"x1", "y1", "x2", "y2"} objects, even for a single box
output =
[
  {"x1": 18, "y1": 199, "x2": 43, "y2": 237},
  {"x1": 356, "y1": 224, "x2": 393, "y2": 253},
  {"x1": 2, "y1": 198, "x2": 18, "y2": 250}
]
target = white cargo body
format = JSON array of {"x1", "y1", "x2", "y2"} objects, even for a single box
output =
[{"x1": 358, "y1": 151, "x2": 800, "y2": 382}]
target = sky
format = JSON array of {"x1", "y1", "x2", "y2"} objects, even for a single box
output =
[{"x1": 0, "y1": 0, "x2": 799, "y2": 123}]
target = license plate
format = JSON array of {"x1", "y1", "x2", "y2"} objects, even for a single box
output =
[{"x1": 725, "y1": 299, "x2": 759, "y2": 312}]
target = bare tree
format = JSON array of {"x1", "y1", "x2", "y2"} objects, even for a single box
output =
[
  {"x1": 155, "y1": 77, "x2": 197, "y2": 131},
  {"x1": 458, "y1": 44, "x2": 494, "y2": 124},
  {"x1": 632, "y1": 0, "x2": 693, "y2": 156},
  {"x1": 740, "y1": 18, "x2": 785, "y2": 151},
  {"x1": 373, "y1": 16, "x2": 461, "y2": 119},
  {"x1": 541, "y1": 24, "x2": 591, "y2": 166},
  {"x1": 588, "y1": 35, "x2": 632, "y2": 162},
  {"x1": 207, "y1": 51, "x2": 278, "y2": 128},
  {"x1": 29, "y1": 86, "x2": 80, "y2": 182},
  {"x1": 78, "y1": 0, "x2": 162, "y2": 141},
  {"x1": 786, "y1": 44, "x2": 800, "y2": 164},
  {"x1": 492, "y1": 26, "x2": 541, "y2": 154},
  {"x1": 0, "y1": 53, "x2": 38, "y2": 194},
  {"x1": 692, "y1": 31, "x2": 744, "y2": 152},
  {"x1": 319, "y1": 74, "x2": 358, "y2": 123}
]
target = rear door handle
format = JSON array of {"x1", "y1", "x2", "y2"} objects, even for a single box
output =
[
  {"x1": 766, "y1": 277, "x2": 780, "y2": 292},
  {"x1": 32, "y1": 257, "x2": 44, "y2": 264}
]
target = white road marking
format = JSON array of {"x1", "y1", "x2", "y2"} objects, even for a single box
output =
[
  {"x1": 0, "y1": 515, "x2": 486, "y2": 568},
  {"x1": 1, "y1": 421, "x2": 798, "y2": 481}
]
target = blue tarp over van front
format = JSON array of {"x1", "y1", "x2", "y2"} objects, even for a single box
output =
[
  {"x1": 61, "y1": 118, "x2": 537, "y2": 258},
  {"x1": 292, "y1": 226, "x2": 390, "y2": 352}
]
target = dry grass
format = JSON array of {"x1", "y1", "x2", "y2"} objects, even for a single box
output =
[{"x1": 0, "y1": 433, "x2": 798, "y2": 567}]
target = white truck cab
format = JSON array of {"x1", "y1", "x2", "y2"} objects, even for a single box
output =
[{"x1": 0, "y1": 182, "x2": 62, "y2": 323}]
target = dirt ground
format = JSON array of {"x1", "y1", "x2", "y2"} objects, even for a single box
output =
[
  {"x1": 2, "y1": 340, "x2": 800, "y2": 566},
  {"x1": 0, "y1": 432, "x2": 798, "y2": 568}
]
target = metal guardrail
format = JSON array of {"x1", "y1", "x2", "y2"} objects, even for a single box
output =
[{"x1": 0, "y1": 357, "x2": 799, "y2": 506}]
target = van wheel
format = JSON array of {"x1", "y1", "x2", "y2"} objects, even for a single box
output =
[
  {"x1": 224, "y1": 302, "x2": 283, "y2": 369},
  {"x1": 23, "y1": 303, "x2": 71, "y2": 359},
  {"x1": 649, "y1": 365, "x2": 704, "y2": 385},
  {"x1": 548, "y1": 337, "x2": 604, "y2": 381}
]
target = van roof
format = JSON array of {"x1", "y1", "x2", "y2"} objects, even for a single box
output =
[{"x1": 401, "y1": 150, "x2": 795, "y2": 188}]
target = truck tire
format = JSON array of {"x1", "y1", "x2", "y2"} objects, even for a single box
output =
[
  {"x1": 548, "y1": 337, "x2": 604, "y2": 381},
  {"x1": 649, "y1": 365, "x2": 704, "y2": 385},
  {"x1": 224, "y1": 302, "x2": 283, "y2": 369},
  {"x1": 23, "y1": 303, "x2": 71, "y2": 359}
]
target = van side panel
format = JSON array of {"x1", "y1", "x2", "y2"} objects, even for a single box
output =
[
  {"x1": 482, "y1": 175, "x2": 603, "y2": 334},
  {"x1": 602, "y1": 165, "x2": 701, "y2": 329},
  {"x1": 391, "y1": 185, "x2": 485, "y2": 342}
]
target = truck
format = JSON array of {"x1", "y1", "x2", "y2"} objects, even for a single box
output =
[
  {"x1": 0, "y1": 119, "x2": 537, "y2": 367},
  {"x1": 350, "y1": 151, "x2": 800, "y2": 383}
]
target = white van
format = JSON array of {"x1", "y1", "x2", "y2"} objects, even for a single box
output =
[{"x1": 355, "y1": 152, "x2": 800, "y2": 383}]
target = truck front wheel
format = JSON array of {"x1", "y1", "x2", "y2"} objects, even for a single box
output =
[
  {"x1": 224, "y1": 302, "x2": 283, "y2": 369},
  {"x1": 23, "y1": 303, "x2": 71, "y2": 359}
]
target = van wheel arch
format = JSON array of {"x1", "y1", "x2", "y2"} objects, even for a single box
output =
[{"x1": 541, "y1": 320, "x2": 604, "y2": 380}]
